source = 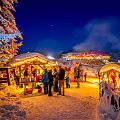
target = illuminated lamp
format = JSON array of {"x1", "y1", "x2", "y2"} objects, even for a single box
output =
[{"x1": 47, "y1": 56, "x2": 55, "y2": 60}]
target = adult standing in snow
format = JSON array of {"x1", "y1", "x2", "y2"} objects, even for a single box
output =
[
  {"x1": 74, "y1": 66, "x2": 77, "y2": 82},
  {"x1": 75, "y1": 67, "x2": 81, "y2": 88},
  {"x1": 65, "y1": 67, "x2": 70, "y2": 88},
  {"x1": 53, "y1": 68, "x2": 59, "y2": 92},
  {"x1": 24, "y1": 68, "x2": 29, "y2": 78},
  {"x1": 84, "y1": 72, "x2": 87, "y2": 82},
  {"x1": 111, "y1": 73, "x2": 117, "y2": 90},
  {"x1": 58, "y1": 66, "x2": 65, "y2": 96},
  {"x1": 42, "y1": 69, "x2": 49, "y2": 94},
  {"x1": 48, "y1": 70, "x2": 54, "y2": 96}
]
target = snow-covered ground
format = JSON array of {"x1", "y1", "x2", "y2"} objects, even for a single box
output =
[{"x1": 0, "y1": 82, "x2": 99, "y2": 120}]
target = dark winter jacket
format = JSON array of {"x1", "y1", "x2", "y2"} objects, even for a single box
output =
[
  {"x1": 58, "y1": 68, "x2": 65, "y2": 80},
  {"x1": 48, "y1": 71, "x2": 54, "y2": 85}
]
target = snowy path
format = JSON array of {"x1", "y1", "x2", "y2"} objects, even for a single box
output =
[{"x1": 20, "y1": 82, "x2": 99, "y2": 120}]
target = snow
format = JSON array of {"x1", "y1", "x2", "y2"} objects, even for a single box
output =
[
  {"x1": 13, "y1": 52, "x2": 48, "y2": 60},
  {"x1": 0, "y1": 33, "x2": 21, "y2": 41},
  {"x1": 98, "y1": 85, "x2": 120, "y2": 120},
  {"x1": 1, "y1": 82, "x2": 99, "y2": 120},
  {"x1": 8, "y1": 80, "x2": 120, "y2": 120}
]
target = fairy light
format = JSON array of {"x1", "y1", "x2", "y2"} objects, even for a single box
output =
[
  {"x1": 100, "y1": 64, "x2": 120, "y2": 73},
  {"x1": 11, "y1": 56, "x2": 57, "y2": 67}
]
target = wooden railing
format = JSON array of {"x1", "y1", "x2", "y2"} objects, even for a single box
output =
[{"x1": 99, "y1": 82, "x2": 120, "y2": 119}]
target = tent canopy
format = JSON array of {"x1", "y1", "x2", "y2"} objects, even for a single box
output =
[{"x1": 99, "y1": 63, "x2": 120, "y2": 73}]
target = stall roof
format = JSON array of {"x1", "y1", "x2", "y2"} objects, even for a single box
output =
[
  {"x1": 100, "y1": 63, "x2": 120, "y2": 73},
  {"x1": 11, "y1": 52, "x2": 48, "y2": 60},
  {"x1": 10, "y1": 52, "x2": 56, "y2": 67}
]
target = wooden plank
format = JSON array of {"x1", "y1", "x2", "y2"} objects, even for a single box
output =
[
  {"x1": 0, "y1": 68, "x2": 9, "y2": 85},
  {"x1": 0, "y1": 81, "x2": 9, "y2": 83},
  {"x1": 6, "y1": 68, "x2": 10, "y2": 86},
  {"x1": 0, "y1": 78, "x2": 8, "y2": 80}
]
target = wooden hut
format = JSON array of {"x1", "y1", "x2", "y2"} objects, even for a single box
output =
[
  {"x1": 0, "y1": 52, "x2": 56, "y2": 87},
  {"x1": 99, "y1": 63, "x2": 120, "y2": 89}
]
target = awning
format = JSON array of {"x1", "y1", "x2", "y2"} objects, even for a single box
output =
[{"x1": 99, "y1": 63, "x2": 120, "y2": 73}]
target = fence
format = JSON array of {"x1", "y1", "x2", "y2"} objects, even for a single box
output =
[{"x1": 99, "y1": 81, "x2": 120, "y2": 119}]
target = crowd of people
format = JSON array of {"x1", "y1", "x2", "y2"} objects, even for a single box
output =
[
  {"x1": 41, "y1": 64, "x2": 86, "y2": 96},
  {"x1": 42, "y1": 66, "x2": 71, "y2": 96},
  {"x1": 13, "y1": 63, "x2": 86, "y2": 96}
]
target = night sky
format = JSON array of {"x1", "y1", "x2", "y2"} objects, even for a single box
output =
[{"x1": 14, "y1": 0, "x2": 120, "y2": 55}]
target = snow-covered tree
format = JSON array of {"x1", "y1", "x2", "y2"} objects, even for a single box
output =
[{"x1": 0, "y1": 0, "x2": 23, "y2": 65}]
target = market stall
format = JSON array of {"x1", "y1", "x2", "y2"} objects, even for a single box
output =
[
  {"x1": 99, "y1": 63, "x2": 120, "y2": 89},
  {"x1": 9, "y1": 52, "x2": 57, "y2": 94},
  {"x1": 99, "y1": 63, "x2": 120, "y2": 119}
]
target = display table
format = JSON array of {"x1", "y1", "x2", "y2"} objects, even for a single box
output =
[{"x1": 20, "y1": 82, "x2": 42, "y2": 94}]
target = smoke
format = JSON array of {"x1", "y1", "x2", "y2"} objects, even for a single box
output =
[{"x1": 73, "y1": 18, "x2": 120, "y2": 51}]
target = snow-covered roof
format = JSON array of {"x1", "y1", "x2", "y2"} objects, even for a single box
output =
[
  {"x1": 12, "y1": 52, "x2": 48, "y2": 60},
  {"x1": 10, "y1": 52, "x2": 56, "y2": 67},
  {"x1": 63, "y1": 51, "x2": 109, "y2": 56},
  {"x1": 100, "y1": 63, "x2": 120, "y2": 73}
]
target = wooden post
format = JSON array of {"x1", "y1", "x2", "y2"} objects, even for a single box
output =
[
  {"x1": 6, "y1": 68, "x2": 10, "y2": 86},
  {"x1": 19, "y1": 66, "x2": 21, "y2": 87}
]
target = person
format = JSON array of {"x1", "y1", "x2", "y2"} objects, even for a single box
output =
[
  {"x1": 84, "y1": 72, "x2": 87, "y2": 82},
  {"x1": 24, "y1": 69, "x2": 29, "y2": 78},
  {"x1": 74, "y1": 66, "x2": 77, "y2": 82},
  {"x1": 53, "y1": 68, "x2": 59, "y2": 92},
  {"x1": 42, "y1": 69, "x2": 49, "y2": 94},
  {"x1": 65, "y1": 67, "x2": 70, "y2": 88},
  {"x1": 75, "y1": 68, "x2": 81, "y2": 88},
  {"x1": 99, "y1": 77, "x2": 105, "y2": 98},
  {"x1": 14, "y1": 69, "x2": 20, "y2": 86},
  {"x1": 111, "y1": 73, "x2": 117, "y2": 90},
  {"x1": 48, "y1": 70, "x2": 54, "y2": 96},
  {"x1": 58, "y1": 66, "x2": 65, "y2": 96},
  {"x1": 32, "y1": 68, "x2": 37, "y2": 78}
]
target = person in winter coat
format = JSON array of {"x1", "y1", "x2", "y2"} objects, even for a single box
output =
[
  {"x1": 48, "y1": 70, "x2": 54, "y2": 96},
  {"x1": 65, "y1": 67, "x2": 70, "y2": 88},
  {"x1": 53, "y1": 68, "x2": 59, "y2": 92},
  {"x1": 58, "y1": 66, "x2": 65, "y2": 96},
  {"x1": 24, "y1": 69, "x2": 29, "y2": 78},
  {"x1": 42, "y1": 69, "x2": 49, "y2": 94},
  {"x1": 111, "y1": 73, "x2": 117, "y2": 90},
  {"x1": 74, "y1": 66, "x2": 77, "y2": 81},
  {"x1": 75, "y1": 68, "x2": 81, "y2": 88},
  {"x1": 84, "y1": 72, "x2": 87, "y2": 82}
]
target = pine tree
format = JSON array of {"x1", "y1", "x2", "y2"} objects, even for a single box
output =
[{"x1": 0, "y1": 0, "x2": 23, "y2": 66}]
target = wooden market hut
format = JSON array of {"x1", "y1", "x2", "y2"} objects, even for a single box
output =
[
  {"x1": 10, "y1": 52, "x2": 56, "y2": 83},
  {"x1": 99, "y1": 63, "x2": 120, "y2": 86},
  {"x1": 0, "y1": 52, "x2": 56, "y2": 87}
]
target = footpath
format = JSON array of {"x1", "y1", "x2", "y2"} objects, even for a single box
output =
[{"x1": 20, "y1": 82, "x2": 99, "y2": 120}]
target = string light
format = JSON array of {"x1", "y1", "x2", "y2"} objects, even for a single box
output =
[
  {"x1": 11, "y1": 56, "x2": 56, "y2": 67},
  {"x1": 100, "y1": 63, "x2": 120, "y2": 73}
]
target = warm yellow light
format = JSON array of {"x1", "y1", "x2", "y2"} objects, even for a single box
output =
[{"x1": 11, "y1": 57, "x2": 48, "y2": 67}]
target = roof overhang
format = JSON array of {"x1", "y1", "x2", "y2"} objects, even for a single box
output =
[
  {"x1": 10, "y1": 52, "x2": 56, "y2": 67},
  {"x1": 99, "y1": 63, "x2": 120, "y2": 73}
]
